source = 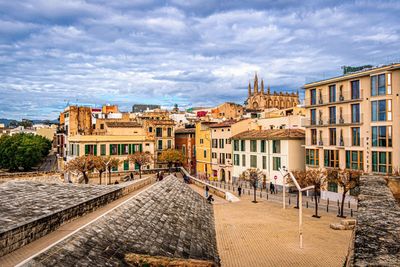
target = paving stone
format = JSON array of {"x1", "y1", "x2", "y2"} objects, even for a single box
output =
[{"x1": 24, "y1": 176, "x2": 220, "y2": 266}]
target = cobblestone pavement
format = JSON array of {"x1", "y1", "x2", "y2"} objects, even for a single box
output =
[
  {"x1": 0, "y1": 181, "x2": 123, "y2": 233},
  {"x1": 213, "y1": 193, "x2": 353, "y2": 267},
  {"x1": 24, "y1": 176, "x2": 220, "y2": 266}
]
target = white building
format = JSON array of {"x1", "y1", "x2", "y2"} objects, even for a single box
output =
[{"x1": 231, "y1": 129, "x2": 305, "y2": 190}]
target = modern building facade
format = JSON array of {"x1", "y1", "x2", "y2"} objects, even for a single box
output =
[
  {"x1": 303, "y1": 63, "x2": 400, "y2": 197},
  {"x1": 132, "y1": 104, "x2": 161, "y2": 113}
]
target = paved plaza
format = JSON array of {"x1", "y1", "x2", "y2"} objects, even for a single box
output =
[{"x1": 23, "y1": 176, "x2": 220, "y2": 266}]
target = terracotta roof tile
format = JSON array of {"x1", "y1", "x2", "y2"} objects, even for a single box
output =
[{"x1": 231, "y1": 129, "x2": 305, "y2": 140}]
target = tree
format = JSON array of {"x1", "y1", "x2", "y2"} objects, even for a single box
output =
[
  {"x1": 92, "y1": 156, "x2": 108, "y2": 185},
  {"x1": 65, "y1": 155, "x2": 95, "y2": 184},
  {"x1": 107, "y1": 157, "x2": 120, "y2": 184},
  {"x1": 158, "y1": 149, "x2": 185, "y2": 174},
  {"x1": 128, "y1": 152, "x2": 152, "y2": 179},
  {"x1": 241, "y1": 168, "x2": 263, "y2": 203},
  {"x1": 328, "y1": 168, "x2": 362, "y2": 218},
  {"x1": 290, "y1": 170, "x2": 308, "y2": 209},
  {"x1": 0, "y1": 133, "x2": 51, "y2": 171},
  {"x1": 304, "y1": 168, "x2": 326, "y2": 218}
]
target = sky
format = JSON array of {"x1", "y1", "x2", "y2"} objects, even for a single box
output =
[{"x1": 0, "y1": 0, "x2": 399, "y2": 120}]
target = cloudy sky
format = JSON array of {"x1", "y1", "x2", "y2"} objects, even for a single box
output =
[{"x1": 0, "y1": 0, "x2": 399, "y2": 119}]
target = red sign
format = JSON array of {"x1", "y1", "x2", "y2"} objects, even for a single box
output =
[{"x1": 274, "y1": 175, "x2": 278, "y2": 180}]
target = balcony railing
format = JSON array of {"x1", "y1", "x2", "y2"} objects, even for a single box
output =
[
  {"x1": 305, "y1": 90, "x2": 364, "y2": 107},
  {"x1": 303, "y1": 114, "x2": 363, "y2": 127},
  {"x1": 306, "y1": 138, "x2": 364, "y2": 147}
]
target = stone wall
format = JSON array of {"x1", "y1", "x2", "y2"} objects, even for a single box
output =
[
  {"x1": 349, "y1": 175, "x2": 400, "y2": 266},
  {"x1": 0, "y1": 176, "x2": 155, "y2": 257},
  {"x1": 0, "y1": 172, "x2": 62, "y2": 184}
]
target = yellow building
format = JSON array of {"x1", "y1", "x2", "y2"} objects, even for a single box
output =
[{"x1": 195, "y1": 121, "x2": 214, "y2": 180}]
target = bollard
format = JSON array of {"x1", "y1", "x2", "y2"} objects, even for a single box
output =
[
  {"x1": 248, "y1": 189, "x2": 250, "y2": 195},
  {"x1": 306, "y1": 201, "x2": 308, "y2": 208},
  {"x1": 267, "y1": 193, "x2": 269, "y2": 200},
  {"x1": 326, "y1": 204, "x2": 329, "y2": 213},
  {"x1": 289, "y1": 197, "x2": 291, "y2": 205},
  {"x1": 311, "y1": 196, "x2": 313, "y2": 202},
  {"x1": 351, "y1": 209, "x2": 353, "y2": 217},
  {"x1": 337, "y1": 199, "x2": 339, "y2": 207},
  {"x1": 327, "y1": 198, "x2": 330, "y2": 206},
  {"x1": 348, "y1": 200, "x2": 350, "y2": 208},
  {"x1": 337, "y1": 206, "x2": 341, "y2": 216}
]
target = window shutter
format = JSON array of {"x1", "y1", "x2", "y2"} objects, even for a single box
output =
[
  {"x1": 109, "y1": 144, "x2": 112, "y2": 155},
  {"x1": 77, "y1": 144, "x2": 79, "y2": 156},
  {"x1": 139, "y1": 144, "x2": 143, "y2": 152},
  {"x1": 118, "y1": 144, "x2": 121, "y2": 155},
  {"x1": 94, "y1": 145, "x2": 97, "y2": 156},
  {"x1": 132, "y1": 144, "x2": 136, "y2": 154},
  {"x1": 85, "y1": 145, "x2": 89, "y2": 155}
]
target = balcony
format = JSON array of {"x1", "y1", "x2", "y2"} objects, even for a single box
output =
[
  {"x1": 303, "y1": 114, "x2": 363, "y2": 127},
  {"x1": 306, "y1": 137, "x2": 364, "y2": 147},
  {"x1": 305, "y1": 90, "x2": 363, "y2": 108}
]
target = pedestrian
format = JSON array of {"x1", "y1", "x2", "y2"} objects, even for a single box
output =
[
  {"x1": 205, "y1": 185, "x2": 209, "y2": 197},
  {"x1": 238, "y1": 184, "x2": 242, "y2": 197},
  {"x1": 157, "y1": 171, "x2": 160, "y2": 181},
  {"x1": 114, "y1": 180, "x2": 119, "y2": 184},
  {"x1": 130, "y1": 172, "x2": 134, "y2": 181},
  {"x1": 270, "y1": 182, "x2": 275, "y2": 194},
  {"x1": 207, "y1": 194, "x2": 214, "y2": 204}
]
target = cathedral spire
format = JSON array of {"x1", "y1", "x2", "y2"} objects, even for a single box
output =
[
  {"x1": 248, "y1": 81, "x2": 252, "y2": 97},
  {"x1": 261, "y1": 79, "x2": 264, "y2": 94},
  {"x1": 254, "y1": 72, "x2": 258, "y2": 94}
]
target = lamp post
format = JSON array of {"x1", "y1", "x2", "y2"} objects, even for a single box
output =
[{"x1": 279, "y1": 168, "x2": 314, "y2": 249}]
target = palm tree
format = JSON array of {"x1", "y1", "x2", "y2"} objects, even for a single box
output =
[{"x1": 128, "y1": 152, "x2": 153, "y2": 179}]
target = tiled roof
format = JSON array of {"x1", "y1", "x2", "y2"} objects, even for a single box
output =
[
  {"x1": 106, "y1": 121, "x2": 142, "y2": 128},
  {"x1": 231, "y1": 129, "x2": 305, "y2": 140},
  {"x1": 209, "y1": 119, "x2": 237, "y2": 128},
  {"x1": 175, "y1": 128, "x2": 196, "y2": 134}
]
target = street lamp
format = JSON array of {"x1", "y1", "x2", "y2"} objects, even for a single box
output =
[{"x1": 279, "y1": 168, "x2": 314, "y2": 249}]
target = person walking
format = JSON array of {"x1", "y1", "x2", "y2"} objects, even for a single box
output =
[
  {"x1": 130, "y1": 172, "x2": 134, "y2": 181},
  {"x1": 270, "y1": 182, "x2": 275, "y2": 194},
  {"x1": 238, "y1": 184, "x2": 242, "y2": 197},
  {"x1": 205, "y1": 185, "x2": 209, "y2": 198}
]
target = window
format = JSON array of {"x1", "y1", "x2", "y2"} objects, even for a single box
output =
[
  {"x1": 311, "y1": 129, "x2": 317, "y2": 145},
  {"x1": 371, "y1": 74, "x2": 386, "y2": 96},
  {"x1": 233, "y1": 154, "x2": 240, "y2": 166},
  {"x1": 241, "y1": 140, "x2": 245, "y2": 151},
  {"x1": 158, "y1": 140, "x2": 163, "y2": 150},
  {"x1": 250, "y1": 140, "x2": 257, "y2": 152},
  {"x1": 242, "y1": 154, "x2": 246, "y2": 166},
  {"x1": 122, "y1": 144, "x2": 129, "y2": 155},
  {"x1": 123, "y1": 160, "x2": 129, "y2": 171},
  {"x1": 329, "y1": 85, "x2": 336, "y2": 102},
  {"x1": 329, "y1": 107, "x2": 336, "y2": 124},
  {"x1": 351, "y1": 80, "x2": 360, "y2": 99},
  {"x1": 310, "y1": 109, "x2": 316, "y2": 125},
  {"x1": 148, "y1": 127, "x2": 153, "y2": 132},
  {"x1": 110, "y1": 144, "x2": 118, "y2": 155},
  {"x1": 233, "y1": 140, "x2": 239, "y2": 151},
  {"x1": 203, "y1": 150, "x2": 207, "y2": 158},
  {"x1": 212, "y1": 152, "x2": 217, "y2": 159},
  {"x1": 262, "y1": 156, "x2": 267, "y2": 169},
  {"x1": 250, "y1": 155, "x2": 257, "y2": 168},
  {"x1": 200, "y1": 138, "x2": 204, "y2": 144},
  {"x1": 272, "y1": 140, "x2": 280, "y2": 153},
  {"x1": 351, "y1": 104, "x2": 360, "y2": 123},
  {"x1": 328, "y1": 182, "x2": 338, "y2": 193},
  {"x1": 310, "y1": 89, "x2": 316, "y2": 105},
  {"x1": 351, "y1": 127, "x2": 360, "y2": 146},
  {"x1": 219, "y1": 139, "x2": 225, "y2": 149},
  {"x1": 167, "y1": 128, "x2": 172, "y2": 137},
  {"x1": 100, "y1": 144, "x2": 106, "y2": 156},
  {"x1": 260, "y1": 140, "x2": 266, "y2": 152},
  {"x1": 220, "y1": 153, "x2": 225, "y2": 164},
  {"x1": 306, "y1": 149, "x2": 319, "y2": 166},
  {"x1": 329, "y1": 128, "x2": 336, "y2": 146},
  {"x1": 372, "y1": 151, "x2": 392, "y2": 173},
  {"x1": 346, "y1": 151, "x2": 363, "y2": 170},
  {"x1": 84, "y1": 144, "x2": 96, "y2": 155},
  {"x1": 324, "y1": 150, "x2": 339, "y2": 168},
  {"x1": 272, "y1": 157, "x2": 281, "y2": 171},
  {"x1": 371, "y1": 100, "x2": 391, "y2": 121},
  {"x1": 156, "y1": 127, "x2": 162, "y2": 137},
  {"x1": 182, "y1": 145, "x2": 186, "y2": 156},
  {"x1": 100, "y1": 124, "x2": 104, "y2": 130},
  {"x1": 167, "y1": 140, "x2": 172, "y2": 149},
  {"x1": 372, "y1": 126, "x2": 392, "y2": 147}
]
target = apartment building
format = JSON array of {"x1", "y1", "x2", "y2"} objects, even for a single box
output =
[
  {"x1": 175, "y1": 127, "x2": 196, "y2": 174},
  {"x1": 304, "y1": 63, "x2": 400, "y2": 194},
  {"x1": 231, "y1": 129, "x2": 305, "y2": 189},
  {"x1": 195, "y1": 121, "x2": 215, "y2": 179}
]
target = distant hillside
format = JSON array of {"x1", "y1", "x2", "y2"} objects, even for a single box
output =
[{"x1": 0, "y1": 118, "x2": 58, "y2": 127}]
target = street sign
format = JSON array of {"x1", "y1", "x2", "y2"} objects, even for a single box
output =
[{"x1": 274, "y1": 175, "x2": 277, "y2": 180}]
